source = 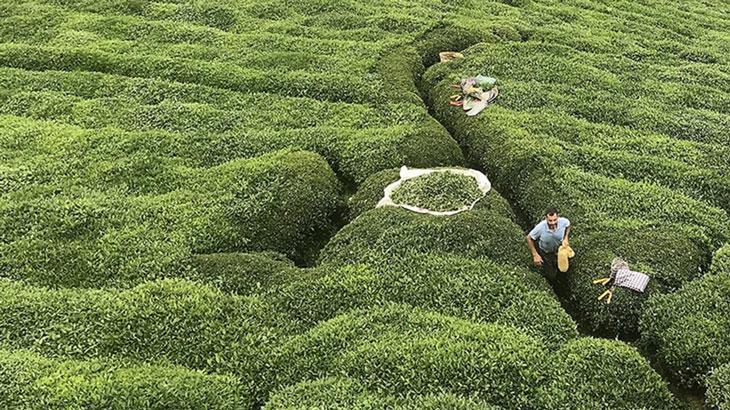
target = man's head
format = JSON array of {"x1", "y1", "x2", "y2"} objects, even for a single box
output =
[{"x1": 545, "y1": 207, "x2": 559, "y2": 229}]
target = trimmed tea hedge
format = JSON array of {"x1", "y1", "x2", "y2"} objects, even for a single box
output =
[
  {"x1": 0, "y1": 43, "x2": 383, "y2": 104},
  {"x1": 0, "y1": 278, "x2": 294, "y2": 405},
  {"x1": 707, "y1": 364, "x2": 730, "y2": 410},
  {"x1": 423, "y1": 105, "x2": 730, "y2": 212},
  {"x1": 0, "y1": 349, "x2": 249, "y2": 409},
  {"x1": 711, "y1": 244, "x2": 730, "y2": 275},
  {"x1": 564, "y1": 222, "x2": 708, "y2": 339},
  {"x1": 514, "y1": 165, "x2": 726, "y2": 249},
  {"x1": 0, "y1": 149, "x2": 340, "y2": 287},
  {"x1": 320, "y1": 206, "x2": 530, "y2": 267},
  {"x1": 264, "y1": 377, "x2": 500, "y2": 409},
  {"x1": 0, "y1": 113, "x2": 462, "y2": 188},
  {"x1": 188, "y1": 252, "x2": 302, "y2": 295},
  {"x1": 425, "y1": 79, "x2": 728, "y2": 247},
  {"x1": 421, "y1": 102, "x2": 729, "y2": 186},
  {"x1": 276, "y1": 304, "x2": 549, "y2": 408},
  {"x1": 269, "y1": 253, "x2": 576, "y2": 347},
  {"x1": 640, "y1": 271, "x2": 730, "y2": 388},
  {"x1": 538, "y1": 337, "x2": 675, "y2": 409},
  {"x1": 275, "y1": 304, "x2": 674, "y2": 409},
  {"x1": 425, "y1": 40, "x2": 729, "y2": 145},
  {"x1": 348, "y1": 168, "x2": 401, "y2": 219}
]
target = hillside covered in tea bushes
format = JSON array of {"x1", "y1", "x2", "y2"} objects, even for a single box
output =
[{"x1": 0, "y1": 0, "x2": 728, "y2": 408}]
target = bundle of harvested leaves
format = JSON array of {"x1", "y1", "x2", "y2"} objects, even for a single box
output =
[{"x1": 391, "y1": 171, "x2": 483, "y2": 212}]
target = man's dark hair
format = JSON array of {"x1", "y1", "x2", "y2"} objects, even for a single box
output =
[{"x1": 546, "y1": 207, "x2": 559, "y2": 217}]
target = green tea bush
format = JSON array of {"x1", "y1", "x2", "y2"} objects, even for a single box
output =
[
  {"x1": 0, "y1": 43, "x2": 383, "y2": 104},
  {"x1": 0, "y1": 149, "x2": 340, "y2": 287},
  {"x1": 269, "y1": 253, "x2": 576, "y2": 347},
  {"x1": 0, "y1": 90, "x2": 393, "y2": 133},
  {"x1": 319, "y1": 206, "x2": 530, "y2": 267},
  {"x1": 565, "y1": 144, "x2": 730, "y2": 213},
  {"x1": 707, "y1": 364, "x2": 730, "y2": 410},
  {"x1": 711, "y1": 244, "x2": 730, "y2": 275},
  {"x1": 430, "y1": 41, "x2": 729, "y2": 145},
  {"x1": 347, "y1": 168, "x2": 400, "y2": 219},
  {"x1": 0, "y1": 349, "x2": 249, "y2": 409},
  {"x1": 424, "y1": 86, "x2": 728, "y2": 248},
  {"x1": 188, "y1": 252, "x2": 302, "y2": 295},
  {"x1": 375, "y1": 45, "x2": 425, "y2": 105},
  {"x1": 335, "y1": 117, "x2": 464, "y2": 185},
  {"x1": 640, "y1": 272, "x2": 730, "y2": 388},
  {"x1": 565, "y1": 222, "x2": 708, "y2": 339},
  {"x1": 276, "y1": 304, "x2": 673, "y2": 408},
  {"x1": 518, "y1": 166, "x2": 728, "y2": 247},
  {"x1": 264, "y1": 377, "x2": 499, "y2": 409},
  {"x1": 390, "y1": 171, "x2": 483, "y2": 212},
  {"x1": 276, "y1": 304, "x2": 548, "y2": 408},
  {"x1": 0, "y1": 113, "x2": 462, "y2": 188},
  {"x1": 265, "y1": 377, "x2": 389, "y2": 410},
  {"x1": 0, "y1": 278, "x2": 292, "y2": 406},
  {"x1": 429, "y1": 104, "x2": 729, "y2": 175},
  {"x1": 0, "y1": 68, "x2": 386, "y2": 118},
  {"x1": 538, "y1": 338, "x2": 675, "y2": 409},
  {"x1": 431, "y1": 107, "x2": 730, "y2": 212}
]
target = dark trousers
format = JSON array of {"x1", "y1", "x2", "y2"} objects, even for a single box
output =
[
  {"x1": 536, "y1": 247, "x2": 571, "y2": 301},
  {"x1": 537, "y1": 248, "x2": 559, "y2": 282}
]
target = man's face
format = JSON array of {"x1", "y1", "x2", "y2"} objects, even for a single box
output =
[{"x1": 546, "y1": 213, "x2": 558, "y2": 230}]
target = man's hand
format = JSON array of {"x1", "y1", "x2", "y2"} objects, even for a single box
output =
[
  {"x1": 562, "y1": 238, "x2": 569, "y2": 247},
  {"x1": 533, "y1": 253, "x2": 543, "y2": 267}
]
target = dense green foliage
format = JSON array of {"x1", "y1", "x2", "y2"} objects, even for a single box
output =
[
  {"x1": 538, "y1": 338, "x2": 676, "y2": 409},
  {"x1": 706, "y1": 364, "x2": 730, "y2": 410},
  {"x1": 711, "y1": 244, "x2": 730, "y2": 275},
  {"x1": 0, "y1": 349, "x2": 249, "y2": 409},
  {"x1": 276, "y1": 304, "x2": 673, "y2": 409},
  {"x1": 264, "y1": 377, "x2": 500, "y2": 409},
  {"x1": 348, "y1": 168, "x2": 401, "y2": 219},
  {"x1": 390, "y1": 170, "x2": 483, "y2": 212},
  {"x1": 1, "y1": 149, "x2": 340, "y2": 287},
  {"x1": 0, "y1": 278, "x2": 294, "y2": 405},
  {"x1": 269, "y1": 253, "x2": 576, "y2": 347},
  {"x1": 640, "y1": 244, "x2": 730, "y2": 390},
  {"x1": 276, "y1": 304, "x2": 551, "y2": 408},
  {"x1": 320, "y1": 205, "x2": 530, "y2": 267},
  {"x1": 189, "y1": 252, "x2": 301, "y2": 296},
  {"x1": 0, "y1": 0, "x2": 727, "y2": 406},
  {"x1": 640, "y1": 271, "x2": 730, "y2": 389},
  {"x1": 564, "y1": 223, "x2": 708, "y2": 339}
]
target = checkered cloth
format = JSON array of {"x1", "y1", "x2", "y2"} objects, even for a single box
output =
[
  {"x1": 610, "y1": 257, "x2": 650, "y2": 293},
  {"x1": 614, "y1": 268, "x2": 650, "y2": 292}
]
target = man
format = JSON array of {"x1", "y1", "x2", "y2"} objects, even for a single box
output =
[{"x1": 526, "y1": 207, "x2": 571, "y2": 281}]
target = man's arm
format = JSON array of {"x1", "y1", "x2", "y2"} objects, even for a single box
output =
[
  {"x1": 562, "y1": 225, "x2": 571, "y2": 246},
  {"x1": 526, "y1": 234, "x2": 543, "y2": 266}
]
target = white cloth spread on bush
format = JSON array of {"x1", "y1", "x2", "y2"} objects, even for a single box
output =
[
  {"x1": 610, "y1": 257, "x2": 650, "y2": 293},
  {"x1": 376, "y1": 166, "x2": 491, "y2": 216}
]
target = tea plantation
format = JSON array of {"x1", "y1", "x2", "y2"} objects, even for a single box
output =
[{"x1": 0, "y1": 0, "x2": 728, "y2": 408}]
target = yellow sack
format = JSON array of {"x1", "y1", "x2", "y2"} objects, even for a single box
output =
[
  {"x1": 439, "y1": 51, "x2": 464, "y2": 62},
  {"x1": 558, "y1": 244, "x2": 575, "y2": 272}
]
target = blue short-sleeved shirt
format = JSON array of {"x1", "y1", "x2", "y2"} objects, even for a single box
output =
[{"x1": 529, "y1": 217, "x2": 570, "y2": 254}]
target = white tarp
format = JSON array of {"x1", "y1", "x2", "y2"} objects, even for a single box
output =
[{"x1": 376, "y1": 166, "x2": 491, "y2": 216}]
